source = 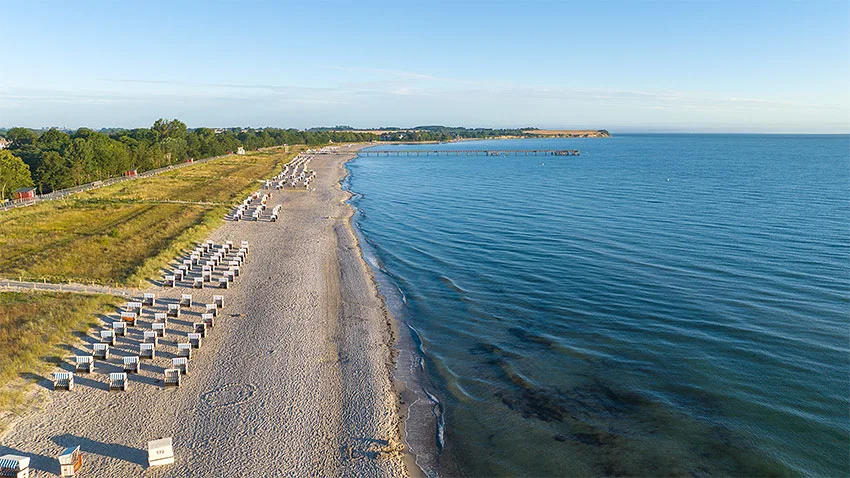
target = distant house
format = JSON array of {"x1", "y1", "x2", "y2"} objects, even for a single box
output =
[
  {"x1": 0, "y1": 138, "x2": 10, "y2": 149},
  {"x1": 13, "y1": 187, "x2": 35, "y2": 201},
  {"x1": 123, "y1": 169, "x2": 138, "y2": 177},
  {"x1": 236, "y1": 147, "x2": 246, "y2": 155}
]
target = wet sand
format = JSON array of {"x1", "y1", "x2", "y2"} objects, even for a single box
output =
[{"x1": 0, "y1": 144, "x2": 408, "y2": 477}]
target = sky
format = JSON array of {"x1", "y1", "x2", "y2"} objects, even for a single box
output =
[{"x1": 1, "y1": 0, "x2": 848, "y2": 133}]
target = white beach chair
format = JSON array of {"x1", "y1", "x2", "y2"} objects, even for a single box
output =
[
  {"x1": 193, "y1": 322, "x2": 207, "y2": 338},
  {"x1": 213, "y1": 295, "x2": 224, "y2": 308},
  {"x1": 188, "y1": 333, "x2": 202, "y2": 349},
  {"x1": 167, "y1": 303, "x2": 180, "y2": 318},
  {"x1": 109, "y1": 372, "x2": 127, "y2": 391},
  {"x1": 218, "y1": 277, "x2": 228, "y2": 289},
  {"x1": 0, "y1": 454, "x2": 31, "y2": 478},
  {"x1": 180, "y1": 294, "x2": 193, "y2": 307},
  {"x1": 57, "y1": 445, "x2": 82, "y2": 477},
  {"x1": 123, "y1": 356, "x2": 140, "y2": 373},
  {"x1": 74, "y1": 355, "x2": 93, "y2": 373},
  {"x1": 140, "y1": 343, "x2": 155, "y2": 359},
  {"x1": 177, "y1": 343, "x2": 192, "y2": 359},
  {"x1": 92, "y1": 343, "x2": 109, "y2": 360},
  {"x1": 205, "y1": 303, "x2": 218, "y2": 317},
  {"x1": 163, "y1": 369, "x2": 181, "y2": 387},
  {"x1": 201, "y1": 313, "x2": 214, "y2": 328},
  {"x1": 143, "y1": 293, "x2": 156, "y2": 306},
  {"x1": 143, "y1": 331, "x2": 159, "y2": 346},
  {"x1": 193, "y1": 276, "x2": 204, "y2": 289},
  {"x1": 164, "y1": 275, "x2": 176, "y2": 287},
  {"x1": 172, "y1": 357, "x2": 189, "y2": 375},
  {"x1": 53, "y1": 372, "x2": 74, "y2": 391},
  {"x1": 100, "y1": 330, "x2": 115, "y2": 345},
  {"x1": 152, "y1": 322, "x2": 166, "y2": 337}
]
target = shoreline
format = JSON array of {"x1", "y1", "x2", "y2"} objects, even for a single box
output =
[
  {"x1": 342, "y1": 154, "x2": 447, "y2": 478},
  {"x1": 0, "y1": 144, "x2": 408, "y2": 477}
]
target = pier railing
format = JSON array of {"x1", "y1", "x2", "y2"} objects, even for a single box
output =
[{"x1": 358, "y1": 149, "x2": 580, "y2": 157}]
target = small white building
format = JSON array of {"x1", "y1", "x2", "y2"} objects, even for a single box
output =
[
  {"x1": 0, "y1": 138, "x2": 10, "y2": 150},
  {"x1": 236, "y1": 147, "x2": 246, "y2": 155}
]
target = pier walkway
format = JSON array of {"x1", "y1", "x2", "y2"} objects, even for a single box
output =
[{"x1": 357, "y1": 149, "x2": 580, "y2": 157}]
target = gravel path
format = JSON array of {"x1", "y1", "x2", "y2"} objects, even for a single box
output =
[{"x1": 0, "y1": 144, "x2": 408, "y2": 477}]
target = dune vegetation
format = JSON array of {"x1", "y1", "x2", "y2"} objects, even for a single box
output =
[
  {"x1": 0, "y1": 291, "x2": 117, "y2": 414},
  {"x1": 0, "y1": 147, "x2": 303, "y2": 285}
]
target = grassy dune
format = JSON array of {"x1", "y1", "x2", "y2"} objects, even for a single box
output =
[
  {"x1": 0, "y1": 291, "x2": 117, "y2": 412},
  {"x1": 0, "y1": 147, "x2": 302, "y2": 285}
]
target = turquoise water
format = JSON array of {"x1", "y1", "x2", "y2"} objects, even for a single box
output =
[{"x1": 344, "y1": 135, "x2": 849, "y2": 476}]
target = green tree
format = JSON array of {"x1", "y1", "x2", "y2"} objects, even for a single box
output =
[
  {"x1": 35, "y1": 151, "x2": 72, "y2": 192},
  {"x1": 0, "y1": 150, "x2": 34, "y2": 200}
]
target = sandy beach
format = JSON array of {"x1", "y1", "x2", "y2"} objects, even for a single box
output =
[{"x1": 0, "y1": 145, "x2": 409, "y2": 477}]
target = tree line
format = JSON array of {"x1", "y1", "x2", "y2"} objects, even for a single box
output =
[{"x1": 0, "y1": 119, "x2": 379, "y2": 199}]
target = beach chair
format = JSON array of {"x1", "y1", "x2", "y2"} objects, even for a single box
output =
[
  {"x1": 231, "y1": 265, "x2": 240, "y2": 277},
  {"x1": 163, "y1": 369, "x2": 181, "y2": 387},
  {"x1": 140, "y1": 343, "x2": 155, "y2": 359},
  {"x1": 154, "y1": 312, "x2": 167, "y2": 325},
  {"x1": 143, "y1": 331, "x2": 159, "y2": 346},
  {"x1": 182, "y1": 259, "x2": 192, "y2": 270},
  {"x1": 92, "y1": 343, "x2": 109, "y2": 360},
  {"x1": 148, "y1": 438, "x2": 175, "y2": 467},
  {"x1": 218, "y1": 277, "x2": 229, "y2": 289},
  {"x1": 113, "y1": 321, "x2": 127, "y2": 337},
  {"x1": 180, "y1": 294, "x2": 193, "y2": 307},
  {"x1": 100, "y1": 330, "x2": 115, "y2": 346},
  {"x1": 193, "y1": 322, "x2": 207, "y2": 338},
  {"x1": 173, "y1": 269, "x2": 184, "y2": 281},
  {"x1": 0, "y1": 454, "x2": 30, "y2": 478},
  {"x1": 202, "y1": 313, "x2": 214, "y2": 328},
  {"x1": 74, "y1": 355, "x2": 93, "y2": 373},
  {"x1": 172, "y1": 357, "x2": 189, "y2": 375},
  {"x1": 123, "y1": 356, "x2": 140, "y2": 373},
  {"x1": 109, "y1": 372, "x2": 127, "y2": 391},
  {"x1": 188, "y1": 333, "x2": 202, "y2": 349},
  {"x1": 193, "y1": 276, "x2": 204, "y2": 289},
  {"x1": 152, "y1": 322, "x2": 166, "y2": 337},
  {"x1": 177, "y1": 343, "x2": 192, "y2": 359},
  {"x1": 127, "y1": 301, "x2": 143, "y2": 316},
  {"x1": 120, "y1": 311, "x2": 136, "y2": 327},
  {"x1": 206, "y1": 303, "x2": 218, "y2": 317},
  {"x1": 224, "y1": 270, "x2": 235, "y2": 282},
  {"x1": 57, "y1": 445, "x2": 82, "y2": 477},
  {"x1": 142, "y1": 293, "x2": 156, "y2": 306},
  {"x1": 167, "y1": 303, "x2": 180, "y2": 318},
  {"x1": 53, "y1": 372, "x2": 74, "y2": 391},
  {"x1": 213, "y1": 295, "x2": 224, "y2": 308},
  {"x1": 164, "y1": 275, "x2": 175, "y2": 287}
]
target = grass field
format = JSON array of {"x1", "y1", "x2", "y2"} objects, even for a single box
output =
[
  {"x1": 0, "y1": 291, "x2": 117, "y2": 414},
  {"x1": 0, "y1": 147, "x2": 302, "y2": 285}
]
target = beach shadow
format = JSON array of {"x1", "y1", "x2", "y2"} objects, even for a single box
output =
[
  {"x1": 0, "y1": 445, "x2": 56, "y2": 474},
  {"x1": 74, "y1": 374, "x2": 108, "y2": 391},
  {"x1": 19, "y1": 372, "x2": 52, "y2": 391},
  {"x1": 51, "y1": 434, "x2": 147, "y2": 467}
]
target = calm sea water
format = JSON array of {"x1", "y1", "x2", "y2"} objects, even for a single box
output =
[{"x1": 344, "y1": 135, "x2": 849, "y2": 477}]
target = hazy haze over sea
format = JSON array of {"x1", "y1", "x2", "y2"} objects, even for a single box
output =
[{"x1": 345, "y1": 135, "x2": 849, "y2": 476}]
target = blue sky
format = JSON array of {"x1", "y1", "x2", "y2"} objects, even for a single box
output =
[{"x1": 1, "y1": 0, "x2": 847, "y2": 132}]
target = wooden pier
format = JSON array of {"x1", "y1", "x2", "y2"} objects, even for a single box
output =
[{"x1": 357, "y1": 149, "x2": 580, "y2": 157}]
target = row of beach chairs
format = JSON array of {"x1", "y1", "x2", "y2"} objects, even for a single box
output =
[
  {"x1": 54, "y1": 290, "x2": 227, "y2": 392},
  {"x1": 164, "y1": 240, "x2": 249, "y2": 289},
  {"x1": 2, "y1": 437, "x2": 174, "y2": 476}
]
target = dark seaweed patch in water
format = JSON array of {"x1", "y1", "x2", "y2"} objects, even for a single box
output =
[{"x1": 506, "y1": 326, "x2": 557, "y2": 348}]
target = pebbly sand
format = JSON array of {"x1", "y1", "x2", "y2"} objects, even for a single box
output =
[{"x1": 0, "y1": 144, "x2": 410, "y2": 477}]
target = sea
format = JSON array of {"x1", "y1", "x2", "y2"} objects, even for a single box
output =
[{"x1": 342, "y1": 135, "x2": 849, "y2": 477}]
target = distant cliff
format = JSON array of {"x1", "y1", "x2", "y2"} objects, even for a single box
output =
[{"x1": 522, "y1": 129, "x2": 611, "y2": 138}]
